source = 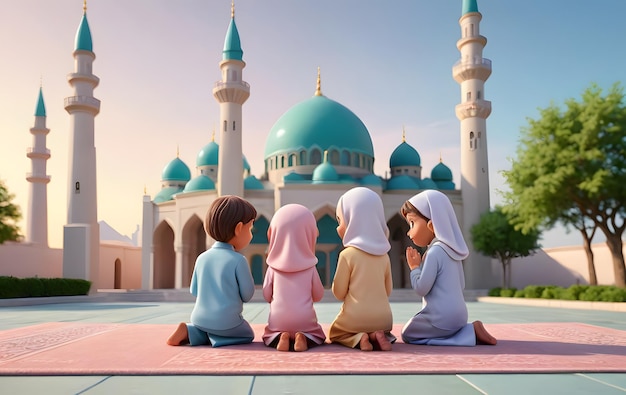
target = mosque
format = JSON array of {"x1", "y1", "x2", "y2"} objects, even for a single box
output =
[
  {"x1": 12, "y1": 0, "x2": 496, "y2": 291},
  {"x1": 139, "y1": 0, "x2": 495, "y2": 290}
]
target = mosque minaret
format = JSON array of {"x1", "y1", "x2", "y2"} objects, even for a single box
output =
[
  {"x1": 25, "y1": 87, "x2": 51, "y2": 247},
  {"x1": 454, "y1": 0, "x2": 493, "y2": 288},
  {"x1": 213, "y1": 2, "x2": 250, "y2": 197},
  {"x1": 62, "y1": 2, "x2": 101, "y2": 285}
]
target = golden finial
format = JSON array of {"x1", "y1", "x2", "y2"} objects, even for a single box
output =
[
  {"x1": 231, "y1": 0, "x2": 235, "y2": 19},
  {"x1": 402, "y1": 126, "x2": 406, "y2": 142},
  {"x1": 211, "y1": 128, "x2": 215, "y2": 142},
  {"x1": 315, "y1": 67, "x2": 322, "y2": 96},
  {"x1": 323, "y1": 150, "x2": 329, "y2": 162},
  {"x1": 439, "y1": 152, "x2": 443, "y2": 163},
  {"x1": 83, "y1": 0, "x2": 87, "y2": 13},
  {"x1": 40, "y1": 75, "x2": 43, "y2": 88},
  {"x1": 176, "y1": 145, "x2": 180, "y2": 158}
]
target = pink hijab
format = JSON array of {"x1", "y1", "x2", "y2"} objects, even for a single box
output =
[
  {"x1": 408, "y1": 190, "x2": 469, "y2": 261},
  {"x1": 266, "y1": 204, "x2": 319, "y2": 273},
  {"x1": 337, "y1": 187, "x2": 390, "y2": 256}
]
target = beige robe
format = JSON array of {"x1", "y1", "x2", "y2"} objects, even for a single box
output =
[{"x1": 329, "y1": 247, "x2": 394, "y2": 348}]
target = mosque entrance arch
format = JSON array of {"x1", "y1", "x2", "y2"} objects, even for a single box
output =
[
  {"x1": 182, "y1": 215, "x2": 206, "y2": 288},
  {"x1": 153, "y1": 221, "x2": 175, "y2": 289},
  {"x1": 388, "y1": 213, "x2": 412, "y2": 289}
]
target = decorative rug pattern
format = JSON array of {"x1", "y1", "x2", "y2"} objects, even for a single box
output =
[{"x1": 0, "y1": 322, "x2": 624, "y2": 375}]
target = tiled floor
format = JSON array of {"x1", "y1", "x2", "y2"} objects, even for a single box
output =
[{"x1": 1, "y1": 290, "x2": 625, "y2": 395}]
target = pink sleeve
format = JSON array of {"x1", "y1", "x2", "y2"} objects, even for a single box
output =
[
  {"x1": 311, "y1": 269, "x2": 325, "y2": 302},
  {"x1": 262, "y1": 267, "x2": 274, "y2": 302}
]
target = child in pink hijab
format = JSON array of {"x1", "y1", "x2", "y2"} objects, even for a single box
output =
[
  {"x1": 262, "y1": 204, "x2": 326, "y2": 352},
  {"x1": 329, "y1": 187, "x2": 396, "y2": 351}
]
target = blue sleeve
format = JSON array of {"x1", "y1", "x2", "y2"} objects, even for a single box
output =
[
  {"x1": 236, "y1": 257, "x2": 255, "y2": 302},
  {"x1": 410, "y1": 251, "x2": 438, "y2": 297}
]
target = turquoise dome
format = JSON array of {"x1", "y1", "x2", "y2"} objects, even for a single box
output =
[
  {"x1": 197, "y1": 141, "x2": 219, "y2": 167},
  {"x1": 312, "y1": 161, "x2": 339, "y2": 183},
  {"x1": 264, "y1": 95, "x2": 374, "y2": 159},
  {"x1": 431, "y1": 162, "x2": 453, "y2": 181},
  {"x1": 385, "y1": 175, "x2": 420, "y2": 191},
  {"x1": 390, "y1": 141, "x2": 420, "y2": 167},
  {"x1": 421, "y1": 178, "x2": 438, "y2": 190},
  {"x1": 244, "y1": 175, "x2": 264, "y2": 190},
  {"x1": 283, "y1": 172, "x2": 305, "y2": 182},
  {"x1": 360, "y1": 174, "x2": 383, "y2": 187},
  {"x1": 183, "y1": 175, "x2": 215, "y2": 192},
  {"x1": 154, "y1": 186, "x2": 183, "y2": 203},
  {"x1": 162, "y1": 157, "x2": 191, "y2": 182}
]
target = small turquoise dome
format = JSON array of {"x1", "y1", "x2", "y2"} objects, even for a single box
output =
[
  {"x1": 183, "y1": 175, "x2": 215, "y2": 192},
  {"x1": 265, "y1": 95, "x2": 374, "y2": 159},
  {"x1": 197, "y1": 141, "x2": 219, "y2": 167},
  {"x1": 244, "y1": 175, "x2": 264, "y2": 190},
  {"x1": 283, "y1": 172, "x2": 305, "y2": 182},
  {"x1": 162, "y1": 157, "x2": 191, "y2": 182},
  {"x1": 390, "y1": 141, "x2": 421, "y2": 167},
  {"x1": 154, "y1": 186, "x2": 183, "y2": 203},
  {"x1": 385, "y1": 175, "x2": 420, "y2": 191},
  {"x1": 420, "y1": 178, "x2": 439, "y2": 190},
  {"x1": 431, "y1": 162, "x2": 453, "y2": 181},
  {"x1": 243, "y1": 155, "x2": 250, "y2": 172},
  {"x1": 360, "y1": 174, "x2": 383, "y2": 187},
  {"x1": 312, "y1": 161, "x2": 339, "y2": 183},
  {"x1": 75, "y1": 13, "x2": 93, "y2": 52}
]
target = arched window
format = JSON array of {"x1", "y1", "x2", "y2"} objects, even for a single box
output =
[
  {"x1": 300, "y1": 150, "x2": 307, "y2": 165},
  {"x1": 329, "y1": 150, "x2": 340, "y2": 165},
  {"x1": 310, "y1": 149, "x2": 322, "y2": 165},
  {"x1": 341, "y1": 150, "x2": 350, "y2": 165}
]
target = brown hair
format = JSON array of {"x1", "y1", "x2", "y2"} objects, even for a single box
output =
[
  {"x1": 400, "y1": 200, "x2": 429, "y2": 221},
  {"x1": 205, "y1": 195, "x2": 257, "y2": 242}
]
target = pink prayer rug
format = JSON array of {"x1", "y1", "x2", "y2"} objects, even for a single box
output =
[{"x1": 0, "y1": 322, "x2": 624, "y2": 375}]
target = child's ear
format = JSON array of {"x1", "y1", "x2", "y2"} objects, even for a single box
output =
[
  {"x1": 233, "y1": 221, "x2": 244, "y2": 236},
  {"x1": 427, "y1": 220, "x2": 434, "y2": 234}
]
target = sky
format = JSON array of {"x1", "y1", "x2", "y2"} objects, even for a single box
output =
[{"x1": 1, "y1": 0, "x2": 625, "y2": 249}]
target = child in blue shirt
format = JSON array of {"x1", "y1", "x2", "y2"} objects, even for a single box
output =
[{"x1": 167, "y1": 195, "x2": 257, "y2": 347}]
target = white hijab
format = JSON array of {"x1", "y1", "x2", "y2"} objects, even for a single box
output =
[
  {"x1": 408, "y1": 190, "x2": 469, "y2": 261},
  {"x1": 337, "y1": 187, "x2": 390, "y2": 256}
]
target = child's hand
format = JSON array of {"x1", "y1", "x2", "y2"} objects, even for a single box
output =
[{"x1": 405, "y1": 246, "x2": 422, "y2": 270}]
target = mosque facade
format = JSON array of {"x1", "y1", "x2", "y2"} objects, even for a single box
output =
[{"x1": 140, "y1": 0, "x2": 496, "y2": 290}]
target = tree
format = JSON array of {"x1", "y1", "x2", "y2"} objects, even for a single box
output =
[
  {"x1": 502, "y1": 83, "x2": 626, "y2": 287},
  {"x1": 471, "y1": 207, "x2": 540, "y2": 289},
  {"x1": 0, "y1": 179, "x2": 22, "y2": 244}
]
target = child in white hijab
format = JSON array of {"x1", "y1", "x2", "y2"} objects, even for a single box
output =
[
  {"x1": 329, "y1": 187, "x2": 396, "y2": 351},
  {"x1": 401, "y1": 190, "x2": 496, "y2": 346}
]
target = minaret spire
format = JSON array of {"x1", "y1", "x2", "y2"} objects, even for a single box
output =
[
  {"x1": 63, "y1": 2, "x2": 101, "y2": 287},
  {"x1": 26, "y1": 86, "x2": 51, "y2": 246},
  {"x1": 453, "y1": 0, "x2": 494, "y2": 289},
  {"x1": 213, "y1": 3, "x2": 249, "y2": 196}
]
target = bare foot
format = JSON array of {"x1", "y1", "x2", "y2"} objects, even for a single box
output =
[
  {"x1": 473, "y1": 321, "x2": 497, "y2": 345},
  {"x1": 370, "y1": 330, "x2": 392, "y2": 351},
  {"x1": 166, "y1": 322, "x2": 189, "y2": 346},
  {"x1": 277, "y1": 332, "x2": 291, "y2": 351},
  {"x1": 294, "y1": 332, "x2": 308, "y2": 352},
  {"x1": 359, "y1": 333, "x2": 373, "y2": 351}
]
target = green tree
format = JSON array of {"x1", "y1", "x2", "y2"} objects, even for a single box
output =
[
  {"x1": 471, "y1": 207, "x2": 540, "y2": 289},
  {"x1": 0, "y1": 179, "x2": 22, "y2": 244},
  {"x1": 502, "y1": 83, "x2": 626, "y2": 287}
]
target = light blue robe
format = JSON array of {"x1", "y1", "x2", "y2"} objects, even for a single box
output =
[{"x1": 401, "y1": 242, "x2": 476, "y2": 346}]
